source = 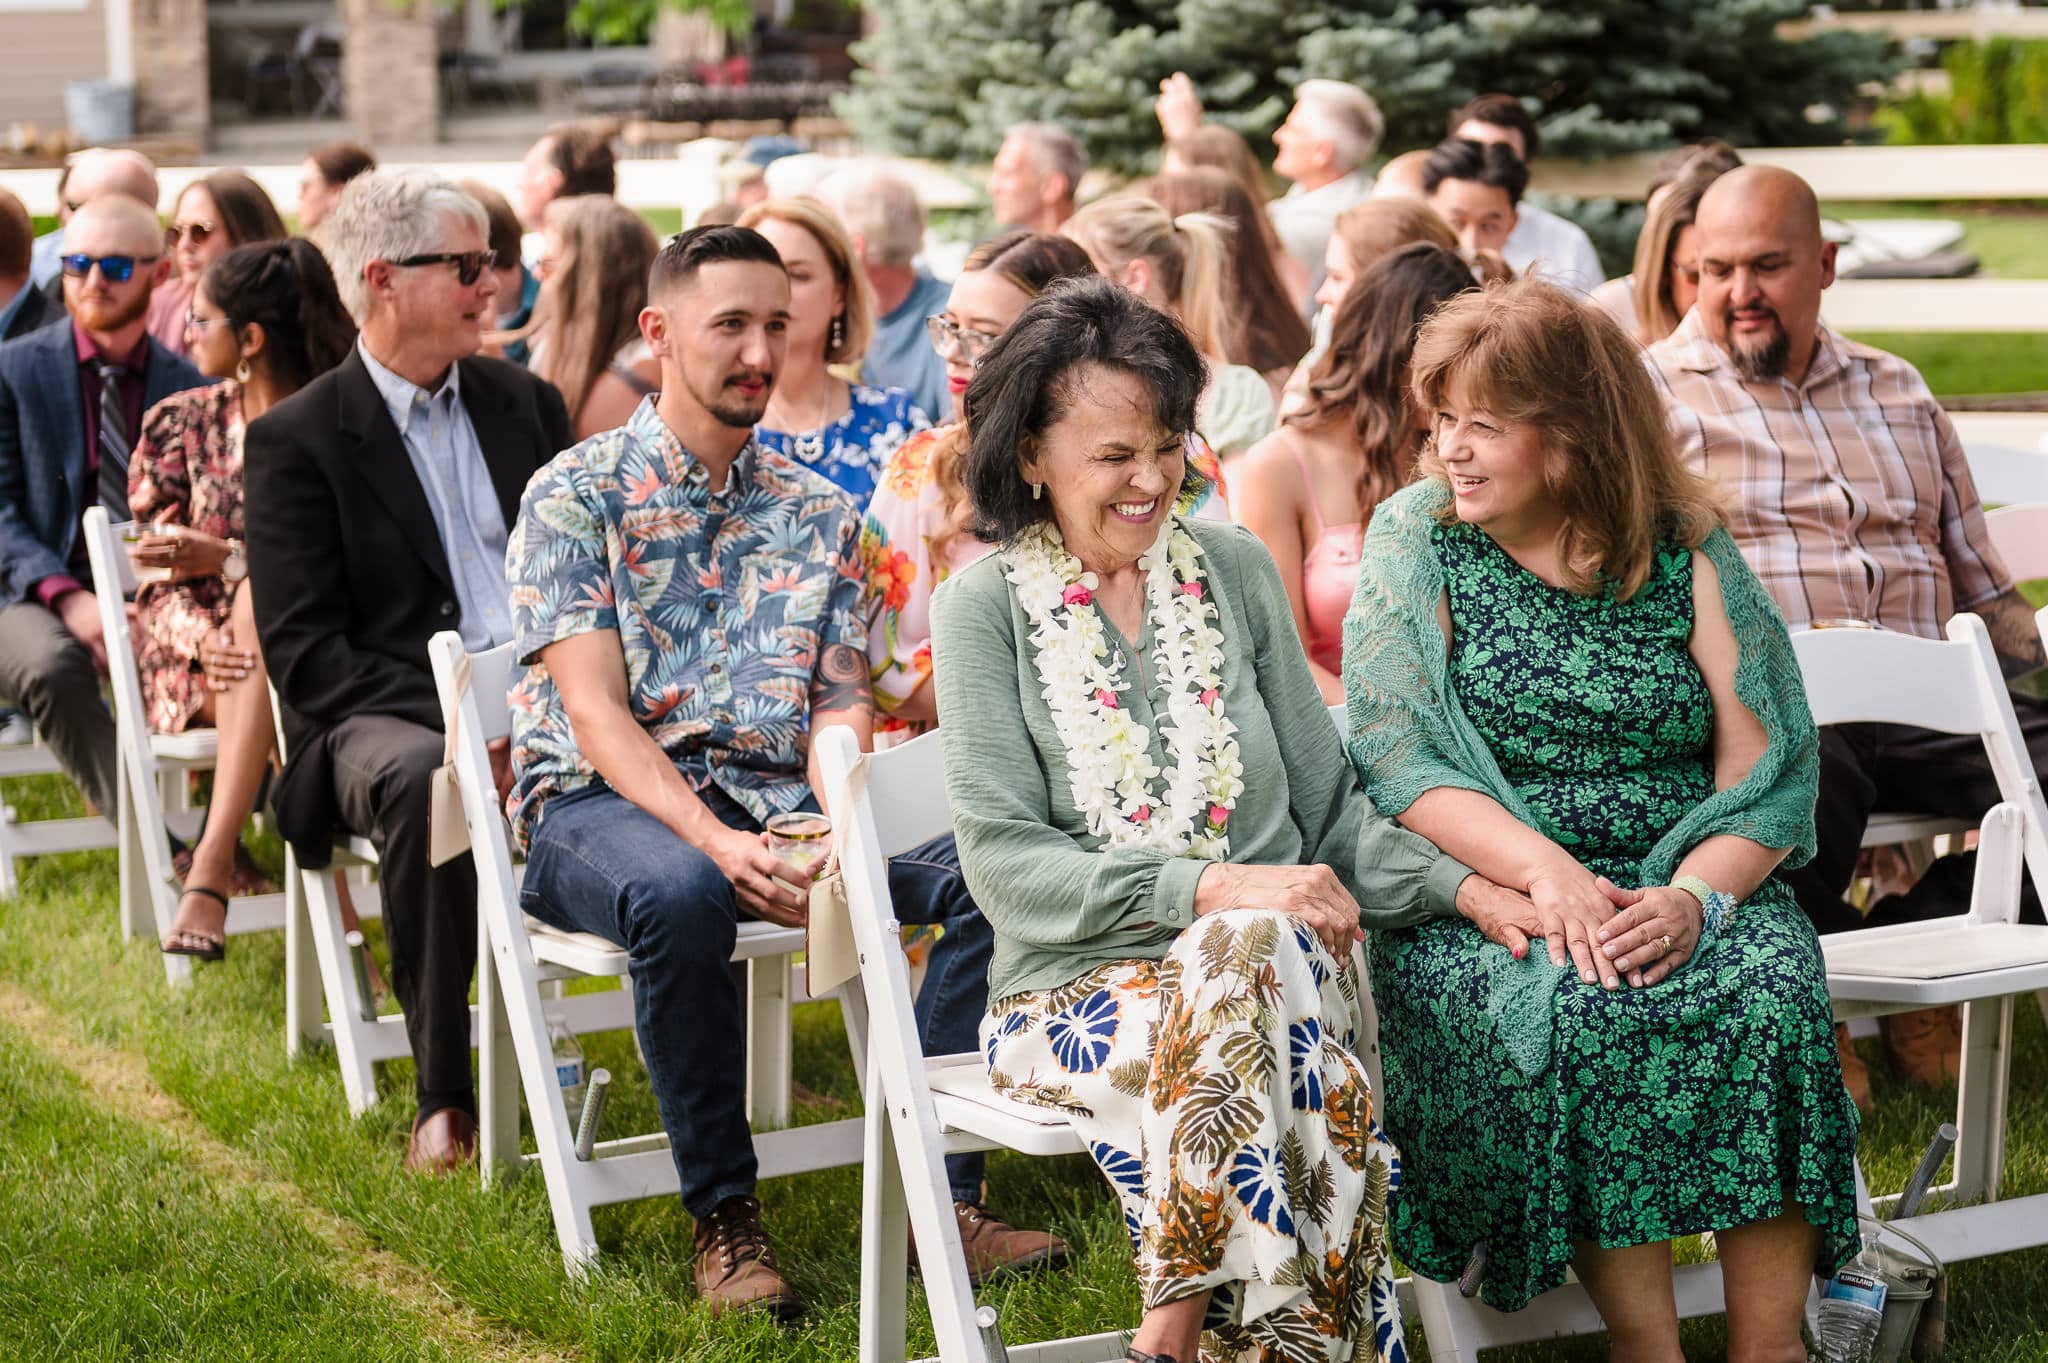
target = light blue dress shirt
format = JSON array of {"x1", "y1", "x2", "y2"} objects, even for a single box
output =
[
  {"x1": 358, "y1": 341, "x2": 514, "y2": 651},
  {"x1": 30, "y1": 231, "x2": 65, "y2": 289}
]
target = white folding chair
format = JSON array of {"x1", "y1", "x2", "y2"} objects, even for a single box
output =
[
  {"x1": 1795, "y1": 614, "x2": 2048, "y2": 1271},
  {"x1": 1986, "y1": 503, "x2": 2048, "y2": 583},
  {"x1": 79, "y1": 507, "x2": 289, "y2": 987},
  {"x1": 0, "y1": 726, "x2": 116, "y2": 896},
  {"x1": 430, "y1": 630, "x2": 864, "y2": 1275}
]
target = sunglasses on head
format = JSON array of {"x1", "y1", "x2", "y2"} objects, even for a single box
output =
[
  {"x1": 59, "y1": 253, "x2": 161, "y2": 284},
  {"x1": 392, "y1": 250, "x2": 499, "y2": 286},
  {"x1": 167, "y1": 219, "x2": 216, "y2": 246}
]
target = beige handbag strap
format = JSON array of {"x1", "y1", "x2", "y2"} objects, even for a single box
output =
[{"x1": 426, "y1": 651, "x2": 475, "y2": 867}]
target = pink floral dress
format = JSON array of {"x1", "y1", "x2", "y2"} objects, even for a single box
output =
[{"x1": 128, "y1": 381, "x2": 244, "y2": 734}]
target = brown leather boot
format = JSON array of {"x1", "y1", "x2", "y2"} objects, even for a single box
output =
[
  {"x1": 912, "y1": 1201, "x2": 1069, "y2": 1285},
  {"x1": 1835, "y1": 1024, "x2": 1873, "y2": 1116},
  {"x1": 692, "y1": 1196, "x2": 803, "y2": 1321},
  {"x1": 1882, "y1": 1007, "x2": 1963, "y2": 1089}
]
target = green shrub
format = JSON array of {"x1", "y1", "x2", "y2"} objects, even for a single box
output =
[{"x1": 1882, "y1": 37, "x2": 2048, "y2": 144}]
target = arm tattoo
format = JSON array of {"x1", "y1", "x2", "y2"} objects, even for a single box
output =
[
  {"x1": 811, "y1": 642, "x2": 874, "y2": 715},
  {"x1": 1980, "y1": 589, "x2": 2048, "y2": 667}
]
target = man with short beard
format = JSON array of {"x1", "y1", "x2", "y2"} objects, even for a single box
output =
[
  {"x1": 1648, "y1": 164, "x2": 2046, "y2": 1105},
  {"x1": 0, "y1": 193, "x2": 204, "y2": 815},
  {"x1": 504, "y1": 226, "x2": 1063, "y2": 1320}
]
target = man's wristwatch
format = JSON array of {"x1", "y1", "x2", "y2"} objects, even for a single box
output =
[{"x1": 221, "y1": 546, "x2": 248, "y2": 586}]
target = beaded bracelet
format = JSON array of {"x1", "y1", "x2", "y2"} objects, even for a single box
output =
[
  {"x1": 1670, "y1": 875, "x2": 1735, "y2": 943},
  {"x1": 1670, "y1": 874, "x2": 1715, "y2": 908}
]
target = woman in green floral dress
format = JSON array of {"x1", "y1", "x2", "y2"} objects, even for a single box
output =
[{"x1": 1343, "y1": 279, "x2": 1859, "y2": 1358}]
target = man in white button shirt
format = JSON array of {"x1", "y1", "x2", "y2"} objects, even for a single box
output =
[
  {"x1": 246, "y1": 170, "x2": 572, "y2": 1175},
  {"x1": 1448, "y1": 94, "x2": 1605, "y2": 295}
]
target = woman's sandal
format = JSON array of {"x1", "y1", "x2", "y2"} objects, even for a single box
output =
[
  {"x1": 1126, "y1": 1351, "x2": 1184, "y2": 1363},
  {"x1": 162, "y1": 886, "x2": 229, "y2": 961}
]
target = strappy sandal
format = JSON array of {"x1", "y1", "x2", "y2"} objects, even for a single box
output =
[
  {"x1": 1126, "y1": 1350, "x2": 1185, "y2": 1363},
  {"x1": 162, "y1": 886, "x2": 229, "y2": 961}
]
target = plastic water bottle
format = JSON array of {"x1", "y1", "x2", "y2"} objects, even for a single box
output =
[
  {"x1": 1816, "y1": 1231, "x2": 1888, "y2": 1363},
  {"x1": 548, "y1": 1020, "x2": 586, "y2": 1127}
]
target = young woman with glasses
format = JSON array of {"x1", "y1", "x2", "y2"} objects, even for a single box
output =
[
  {"x1": 148, "y1": 170, "x2": 288, "y2": 356},
  {"x1": 859, "y1": 232, "x2": 1228, "y2": 747}
]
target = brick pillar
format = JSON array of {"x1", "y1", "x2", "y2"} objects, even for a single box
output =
[
  {"x1": 341, "y1": 0, "x2": 440, "y2": 148},
  {"x1": 131, "y1": 0, "x2": 210, "y2": 142}
]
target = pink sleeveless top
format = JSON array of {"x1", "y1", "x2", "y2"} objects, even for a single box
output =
[{"x1": 1293, "y1": 445, "x2": 1363, "y2": 675}]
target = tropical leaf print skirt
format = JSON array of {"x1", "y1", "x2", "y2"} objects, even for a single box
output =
[{"x1": 982, "y1": 910, "x2": 1408, "y2": 1363}]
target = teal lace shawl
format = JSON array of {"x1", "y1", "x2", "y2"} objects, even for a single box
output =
[{"x1": 1341, "y1": 480, "x2": 1820, "y2": 1075}]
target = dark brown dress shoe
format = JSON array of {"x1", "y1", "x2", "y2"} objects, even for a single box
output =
[
  {"x1": 404, "y1": 1107, "x2": 478, "y2": 1174},
  {"x1": 910, "y1": 1201, "x2": 1070, "y2": 1285},
  {"x1": 692, "y1": 1195, "x2": 803, "y2": 1321}
]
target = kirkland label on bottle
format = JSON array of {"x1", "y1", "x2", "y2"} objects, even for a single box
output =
[{"x1": 1822, "y1": 1267, "x2": 1887, "y2": 1311}]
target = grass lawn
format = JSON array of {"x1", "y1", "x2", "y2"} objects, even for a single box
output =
[{"x1": 3, "y1": 772, "x2": 2048, "y2": 1361}]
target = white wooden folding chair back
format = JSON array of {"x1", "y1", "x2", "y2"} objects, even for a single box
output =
[
  {"x1": 1965, "y1": 440, "x2": 2048, "y2": 509},
  {"x1": 0, "y1": 510, "x2": 123, "y2": 894},
  {"x1": 431, "y1": 632, "x2": 863, "y2": 1276},
  {"x1": 1794, "y1": 617, "x2": 2048, "y2": 1271},
  {"x1": 79, "y1": 507, "x2": 287, "y2": 987},
  {"x1": 1793, "y1": 614, "x2": 2048, "y2": 889},
  {"x1": 1986, "y1": 503, "x2": 2048, "y2": 583}
]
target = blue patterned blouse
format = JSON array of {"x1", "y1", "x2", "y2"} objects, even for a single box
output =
[{"x1": 756, "y1": 382, "x2": 930, "y2": 513}]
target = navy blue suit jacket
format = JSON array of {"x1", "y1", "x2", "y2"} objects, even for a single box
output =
[{"x1": 0, "y1": 320, "x2": 208, "y2": 603}]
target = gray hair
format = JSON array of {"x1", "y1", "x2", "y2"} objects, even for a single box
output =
[
  {"x1": 1006, "y1": 122, "x2": 1088, "y2": 201},
  {"x1": 1293, "y1": 80, "x2": 1385, "y2": 173},
  {"x1": 817, "y1": 163, "x2": 926, "y2": 268},
  {"x1": 321, "y1": 169, "x2": 490, "y2": 323}
]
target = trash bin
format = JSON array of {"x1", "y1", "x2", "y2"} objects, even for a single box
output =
[{"x1": 64, "y1": 79, "x2": 134, "y2": 143}]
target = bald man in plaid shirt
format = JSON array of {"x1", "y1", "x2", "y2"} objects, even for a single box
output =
[{"x1": 1648, "y1": 166, "x2": 2046, "y2": 1098}]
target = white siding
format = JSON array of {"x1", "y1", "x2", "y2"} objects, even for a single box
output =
[{"x1": 0, "y1": 0, "x2": 110, "y2": 129}]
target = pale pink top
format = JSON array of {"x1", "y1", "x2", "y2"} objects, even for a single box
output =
[{"x1": 1291, "y1": 443, "x2": 1362, "y2": 675}]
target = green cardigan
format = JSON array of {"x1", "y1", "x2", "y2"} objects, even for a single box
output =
[{"x1": 930, "y1": 516, "x2": 1473, "y2": 1003}]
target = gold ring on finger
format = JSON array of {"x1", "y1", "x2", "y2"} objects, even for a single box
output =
[{"x1": 1660, "y1": 933, "x2": 1674, "y2": 952}]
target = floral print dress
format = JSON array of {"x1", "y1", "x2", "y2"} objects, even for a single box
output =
[
  {"x1": 1366, "y1": 522, "x2": 1861, "y2": 1311},
  {"x1": 755, "y1": 382, "x2": 929, "y2": 513},
  {"x1": 128, "y1": 381, "x2": 245, "y2": 735}
]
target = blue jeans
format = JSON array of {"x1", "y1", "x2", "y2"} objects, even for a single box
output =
[{"x1": 520, "y1": 782, "x2": 990, "y2": 1214}]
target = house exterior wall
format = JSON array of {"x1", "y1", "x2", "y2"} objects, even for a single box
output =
[{"x1": 0, "y1": 0, "x2": 110, "y2": 130}]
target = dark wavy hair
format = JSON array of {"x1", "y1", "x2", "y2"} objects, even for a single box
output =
[
  {"x1": 199, "y1": 239, "x2": 356, "y2": 393},
  {"x1": 1290, "y1": 242, "x2": 1479, "y2": 520},
  {"x1": 960, "y1": 275, "x2": 1206, "y2": 543}
]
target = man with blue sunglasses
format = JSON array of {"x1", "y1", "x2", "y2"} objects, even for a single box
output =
[{"x1": 0, "y1": 193, "x2": 205, "y2": 816}]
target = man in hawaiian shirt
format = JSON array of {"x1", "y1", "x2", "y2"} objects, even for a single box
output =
[{"x1": 505, "y1": 225, "x2": 1064, "y2": 1320}]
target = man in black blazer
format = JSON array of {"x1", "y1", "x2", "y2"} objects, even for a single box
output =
[
  {"x1": 245, "y1": 171, "x2": 571, "y2": 1172},
  {"x1": 0, "y1": 195, "x2": 205, "y2": 814}
]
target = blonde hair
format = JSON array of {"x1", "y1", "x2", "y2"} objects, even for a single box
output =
[
  {"x1": 1061, "y1": 194, "x2": 1232, "y2": 360},
  {"x1": 1631, "y1": 173, "x2": 1713, "y2": 344},
  {"x1": 519, "y1": 195, "x2": 658, "y2": 424},
  {"x1": 738, "y1": 195, "x2": 875, "y2": 365},
  {"x1": 1410, "y1": 277, "x2": 1722, "y2": 602}
]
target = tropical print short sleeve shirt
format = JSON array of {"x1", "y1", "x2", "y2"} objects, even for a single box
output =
[{"x1": 505, "y1": 396, "x2": 866, "y2": 852}]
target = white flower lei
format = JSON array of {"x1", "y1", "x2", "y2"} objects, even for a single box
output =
[{"x1": 1003, "y1": 518, "x2": 1243, "y2": 858}]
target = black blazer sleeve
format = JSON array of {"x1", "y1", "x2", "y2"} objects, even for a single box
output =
[{"x1": 244, "y1": 396, "x2": 442, "y2": 731}]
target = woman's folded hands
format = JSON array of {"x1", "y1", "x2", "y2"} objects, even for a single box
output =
[{"x1": 1193, "y1": 861, "x2": 1360, "y2": 961}]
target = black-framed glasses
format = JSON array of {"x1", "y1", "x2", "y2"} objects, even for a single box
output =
[
  {"x1": 167, "y1": 219, "x2": 217, "y2": 246},
  {"x1": 925, "y1": 314, "x2": 1001, "y2": 362},
  {"x1": 392, "y1": 250, "x2": 499, "y2": 286},
  {"x1": 59, "y1": 253, "x2": 161, "y2": 283}
]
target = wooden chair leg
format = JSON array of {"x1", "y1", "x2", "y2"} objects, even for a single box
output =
[
  {"x1": 1952, "y1": 995, "x2": 2015, "y2": 1203},
  {"x1": 859, "y1": 1049, "x2": 913, "y2": 1363}
]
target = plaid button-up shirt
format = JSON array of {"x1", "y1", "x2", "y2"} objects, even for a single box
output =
[{"x1": 1647, "y1": 310, "x2": 2011, "y2": 640}]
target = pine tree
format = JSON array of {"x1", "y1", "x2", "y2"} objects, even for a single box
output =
[{"x1": 840, "y1": 0, "x2": 1896, "y2": 172}]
